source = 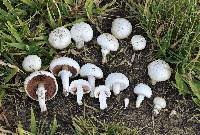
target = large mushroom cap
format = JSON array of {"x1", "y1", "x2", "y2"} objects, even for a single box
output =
[
  {"x1": 105, "y1": 73, "x2": 129, "y2": 91},
  {"x1": 134, "y1": 83, "x2": 152, "y2": 98},
  {"x1": 24, "y1": 71, "x2": 58, "y2": 100},
  {"x1": 69, "y1": 79, "x2": 91, "y2": 95},
  {"x1": 22, "y1": 55, "x2": 41, "y2": 72},
  {"x1": 94, "y1": 85, "x2": 111, "y2": 98},
  {"x1": 131, "y1": 35, "x2": 147, "y2": 51},
  {"x1": 80, "y1": 63, "x2": 103, "y2": 79},
  {"x1": 153, "y1": 97, "x2": 166, "y2": 108},
  {"x1": 49, "y1": 57, "x2": 80, "y2": 77},
  {"x1": 97, "y1": 33, "x2": 119, "y2": 51}
]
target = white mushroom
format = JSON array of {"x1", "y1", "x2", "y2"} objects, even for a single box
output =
[
  {"x1": 148, "y1": 59, "x2": 171, "y2": 85},
  {"x1": 97, "y1": 33, "x2": 119, "y2": 64},
  {"x1": 153, "y1": 97, "x2": 166, "y2": 115},
  {"x1": 105, "y1": 73, "x2": 129, "y2": 95},
  {"x1": 48, "y1": 27, "x2": 71, "y2": 49},
  {"x1": 94, "y1": 85, "x2": 111, "y2": 110},
  {"x1": 133, "y1": 83, "x2": 152, "y2": 108},
  {"x1": 124, "y1": 98, "x2": 129, "y2": 109},
  {"x1": 22, "y1": 55, "x2": 41, "y2": 72},
  {"x1": 80, "y1": 63, "x2": 103, "y2": 97},
  {"x1": 131, "y1": 35, "x2": 147, "y2": 50},
  {"x1": 24, "y1": 71, "x2": 58, "y2": 112},
  {"x1": 70, "y1": 22, "x2": 93, "y2": 49},
  {"x1": 111, "y1": 18, "x2": 132, "y2": 39},
  {"x1": 49, "y1": 57, "x2": 80, "y2": 96},
  {"x1": 69, "y1": 79, "x2": 91, "y2": 105}
]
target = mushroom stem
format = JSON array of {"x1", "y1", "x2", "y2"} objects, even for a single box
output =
[
  {"x1": 36, "y1": 83, "x2": 47, "y2": 112},
  {"x1": 153, "y1": 105, "x2": 161, "y2": 115},
  {"x1": 76, "y1": 84, "x2": 84, "y2": 105},
  {"x1": 113, "y1": 83, "x2": 121, "y2": 95},
  {"x1": 76, "y1": 40, "x2": 84, "y2": 49},
  {"x1": 101, "y1": 48, "x2": 110, "y2": 64},
  {"x1": 88, "y1": 76, "x2": 95, "y2": 97},
  {"x1": 136, "y1": 95, "x2": 144, "y2": 108},
  {"x1": 151, "y1": 79, "x2": 157, "y2": 85},
  {"x1": 99, "y1": 92, "x2": 108, "y2": 110},
  {"x1": 59, "y1": 70, "x2": 72, "y2": 96}
]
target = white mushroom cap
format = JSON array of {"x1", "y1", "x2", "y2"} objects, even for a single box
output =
[
  {"x1": 134, "y1": 83, "x2": 152, "y2": 98},
  {"x1": 131, "y1": 35, "x2": 147, "y2": 50},
  {"x1": 22, "y1": 55, "x2": 41, "y2": 72},
  {"x1": 80, "y1": 63, "x2": 103, "y2": 79},
  {"x1": 48, "y1": 27, "x2": 71, "y2": 49},
  {"x1": 94, "y1": 85, "x2": 111, "y2": 98},
  {"x1": 148, "y1": 59, "x2": 171, "y2": 85},
  {"x1": 69, "y1": 79, "x2": 91, "y2": 95},
  {"x1": 111, "y1": 18, "x2": 132, "y2": 39},
  {"x1": 153, "y1": 97, "x2": 166, "y2": 108}
]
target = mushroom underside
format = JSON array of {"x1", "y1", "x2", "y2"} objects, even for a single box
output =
[{"x1": 52, "y1": 65, "x2": 77, "y2": 76}]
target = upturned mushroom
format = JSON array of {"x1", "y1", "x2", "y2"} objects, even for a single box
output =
[
  {"x1": 153, "y1": 97, "x2": 166, "y2": 115},
  {"x1": 94, "y1": 85, "x2": 111, "y2": 110},
  {"x1": 22, "y1": 55, "x2": 41, "y2": 72},
  {"x1": 134, "y1": 83, "x2": 152, "y2": 108},
  {"x1": 24, "y1": 71, "x2": 58, "y2": 112},
  {"x1": 131, "y1": 35, "x2": 147, "y2": 51},
  {"x1": 105, "y1": 73, "x2": 129, "y2": 95},
  {"x1": 97, "y1": 33, "x2": 119, "y2": 64},
  {"x1": 69, "y1": 79, "x2": 91, "y2": 105},
  {"x1": 70, "y1": 22, "x2": 93, "y2": 49},
  {"x1": 49, "y1": 57, "x2": 80, "y2": 96},
  {"x1": 48, "y1": 27, "x2": 71, "y2": 49},
  {"x1": 111, "y1": 18, "x2": 132, "y2": 39},
  {"x1": 80, "y1": 63, "x2": 103, "y2": 97},
  {"x1": 148, "y1": 59, "x2": 171, "y2": 85}
]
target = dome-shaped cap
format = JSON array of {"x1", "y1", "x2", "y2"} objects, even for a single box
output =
[
  {"x1": 131, "y1": 35, "x2": 146, "y2": 50},
  {"x1": 22, "y1": 55, "x2": 41, "y2": 72},
  {"x1": 80, "y1": 63, "x2": 103, "y2": 79},
  {"x1": 153, "y1": 97, "x2": 166, "y2": 108},
  {"x1": 134, "y1": 83, "x2": 152, "y2": 98}
]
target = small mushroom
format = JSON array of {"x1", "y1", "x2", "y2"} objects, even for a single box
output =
[
  {"x1": 111, "y1": 18, "x2": 132, "y2": 39},
  {"x1": 49, "y1": 57, "x2": 80, "y2": 96},
  {"x1": 24, "y1": 71, "x2": 58, "y2": 112},
  {"x1": 97, "y1": 33, "x2": 119, "y2": 64},
  {"x1": 131, "y1": 35, "x2": 147, "y2": 51},
  {"x1": 94, "y1": 85, "x2": 111, "y2": 110},
  {"x1": 22, "y1": 55, "x2": 41, "y2": 72},
  {"x1": 80, "y1": 63, "x2": 103, "y2": 97},
  {"x1": 148, "y1": 59, "x2": 171, "y2": 85},
  {"x1": 48, "y1": 27, "x2": 71, "y2": 49},
  {"x1": 70, "y1": 22, "x2": 93, "y2": 49},
  {"x1": 153, "y1": 97, "x2": 166, "y2": 115},
  {"x1": 69, "y1": 79, "x2": 91, "y2": 105},
  {"x1": 124, "y1": 98, "x2": 129, "y2": 109},
  {"x1": 105, "y1": 73, "x2": 129, "y2": 95},
  {"x1": 134, "y1": 83, "x2": 152, "y2": 108}
]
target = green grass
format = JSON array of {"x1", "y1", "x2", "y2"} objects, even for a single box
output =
[{"x1": 126, "y1": 0, "x2": 200, "y2": 106}]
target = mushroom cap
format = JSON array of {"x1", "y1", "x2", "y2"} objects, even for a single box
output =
[
  {"x1": 105, "y1": 73, "x2": 129, "y2": 91},
  {"x1": 131, "y1": 35, "x2": 146, "y2": 50},
  {"x1": 22, "y1": 55, "x2": 41, "y2": 72},
  {"x1": 94, "y1": 85, "x2": 111, "y2": 98},
  {"x1": 80, "y1": 63, "x2": 103, "y2": 79},
  {"x1": 133, "y1": 83, "x2": 152, "y2": 98},
  {"x1": 70, "y1": 22, "x2": 93, "y2": 42},
  {"x1": 111, "y1": 18, "x2": 132, "y2": 39},
  {"x1": 48, "y1": 27, "x2": 71, "y2": 49},
  {"x1": 148, "y1": 59, "x2": 171, "y2": 82},
  {"x1": 49, "y1": 57, "x2": 80, "y2": 77},
  {"x1": 69, "y1": 79, "x2": 91, "y2": 95},
  {"x1": 24, "y1": 71, "x2": 58, "y2": 100},
  {"x1": 97, "y1": 33, "x2": 119, "y2": 51},
  {"x1": 153, "y1": 97, "x2": 166, "y2": 108}
]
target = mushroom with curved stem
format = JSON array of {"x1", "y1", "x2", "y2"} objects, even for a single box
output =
[
  {"x1": 69, "y1": 79, "x2": 91, "y2": 105},
  {"x1": 97, "y1": 33, "x2": 119, "y2": 64},
  {"x1": 49, "y1": 57, "x2": 80, "y2": 96},
  {"x1": 153, "y1": 97, "x2": 166, "y2": 115},
  {"x1": 70, "y1": 22, "x2": 93, "y2": 49},
  {"x1": 24, "y1": 71, "x2": 58, "y2": 112},
  {"x1": 148, "y1": 59, "x2": 171, "y2": 85},
  {"x1": 94, "y1": 85, "x2": 111, "y2": 110},
  {"x1": 22, "y1": 55, "x2": 41, "y2": 72},
  {"x1": 133, "y1": 83, "x2": 152, "y2": 108},
  {"x1": 131, "y1": 35, "x2": 147, "y2": 51},
  {"x1": 105, "y1": 73, "x2": 129, "y2": 95},
  {"x1": 80, "y1": 63, "x2": 103, "y2": 97}
]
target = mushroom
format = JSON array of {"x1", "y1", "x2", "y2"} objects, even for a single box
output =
[
  {"x1": 80, "y1": 63, "x2": 103, "y2": 97},
  {"x1": 22, "y1": 55, "x2": 41, "y2": 72},
  {"x1": 69, "y1": 79, "x2": 91, "y2": 105},
  {"x1": 131, "y1": 35, "x2": 147, "y2": 51},
  {"x1": 105, "y1": 73, "x2": 129, "y2": 95},
  {"x1": 97, "y1": 33, "x2": 119, "y2": 64},
  {"x1": 70, "y1": 22, "x2": 93, "y2": 49},
  {"x1": 124, "y1": 98, "x2": 129, "y2": 109},
  {"x1": 48, "y1": 26, "x2": 71, "y2": 49},
  {"x1": 24, "y1": 71, "x2": 58, "y2": 112},
  {"x1": 133, "y1": 83, "x2": 152, "y2": 108},
  {"x1": 49, "y1": 57, "x2": 80, "y2": 96},
  {"x1": 111, "y1": 18, "x2": 132, "y2": 39},
  {"x1": 148, "y1": 59, "x2": 171, "y2": 85},
  {"x1": 153, "y1": 97, "x2": 166, "y2": 115},
  {"x1": 94, "y1": 85, "x2": 111, "y2": 110}
]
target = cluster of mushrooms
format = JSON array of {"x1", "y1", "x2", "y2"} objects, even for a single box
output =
[{"x1": 23, "y1": 18, "x2": 171, "y2": 115}]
